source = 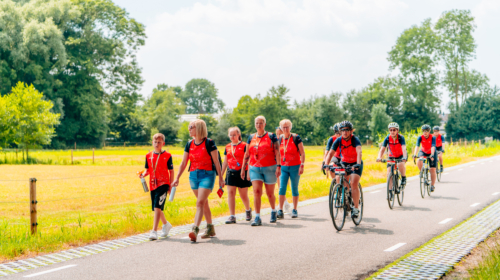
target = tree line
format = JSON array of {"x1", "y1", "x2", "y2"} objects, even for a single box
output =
[{"x1": 0, "y1": 2, "x2": 498, "y2": 150}]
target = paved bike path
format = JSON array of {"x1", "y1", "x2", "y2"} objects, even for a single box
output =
[{"x1": 7, "y1": 156, "x2": 500, "y2": 280}]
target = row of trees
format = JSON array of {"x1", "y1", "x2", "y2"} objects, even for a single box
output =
[{"x1": 0, "y1": 3, "x2": 497, "y2": 149}]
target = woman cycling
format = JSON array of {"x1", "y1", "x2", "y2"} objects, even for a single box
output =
[
  {"x1": 277, "y1": 119, "x2": 305, "y2": 219},
  {"x1": 221, "y1": 127, "x2": 252, "y2": 224},
  {"x1": 241, "y1": 116, "x2": 280, "y2": 226},
  {"x1": 172, "y1": 119, "x2": 224, "y2": 242}
]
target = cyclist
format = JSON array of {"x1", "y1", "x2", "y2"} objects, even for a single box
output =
[
  {"x1": 413, "y1": 124, "x2": 437, "y2": 192},
  {"x1": 322, "y1": 123, "x2": 341, "y2": 180},
  {"x1": 433, "y1": 126, "x2": 445, "y2": 173},
  {"x1": 376, "y1": 122, "x2": 407, "y2": 200},
  {"x1": 324, "y1": 121, "x2": 363, "y2": 218}
]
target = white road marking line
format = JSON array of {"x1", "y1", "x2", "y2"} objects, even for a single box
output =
[
  {"x1": 439, "y1": 218, "x2": 453, "y2": 224},
  {"x1": 24, "y1": 265, "x2": 76, "y2": 278},
  {"x1": 470, "y1": 165, "x2": 475, "y2": 168},
  {"x1": 480, "y1": 163, "x2": 485, "y2": 165},
  {"x1": 371, "y1": 190, "x2": 381, "y2": 193},
  {"x1": 384, "y1": 243, "x2": 406, "y2": 252},
  {"x1": 458, "y1": 168, "x2": 463, "y2": 171},
  {"x1": 492, "y1": 192, "x2": 500, "y2": 196},
  {"x1": 470, "y1": 203, "x2": 480, "y2": 207}
]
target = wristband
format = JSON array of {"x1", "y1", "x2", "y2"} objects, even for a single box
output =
[{"x1": 277, "y1": 165, "x2": 281, "y2": 168}]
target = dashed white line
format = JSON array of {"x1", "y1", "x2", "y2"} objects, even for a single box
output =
[
  {"x1": 439, "y1": 218, "x2": 453, "y2": 224},
  {"x1": 470, "y1": 203, "x2": 480, "y2": 207},
  {"x1": 384, "y1": 243, "x2": 406, "y2": 252},
  {"x1": 371, "y1": 190, "x2": 381, "y2": 194},
  {"x1": 493, "y1": 192, "x2": 500, "y2": 196},
  {"x1": 480, "y1": 163, "x2": 485, "y2": 165},
  {"x1": 24, "y1": 265, "x2": 76, "y2": 278},
  {"x1": 470, "y1": 165, "x2": 475, "y2": 168},
  {"x1": 458, "y1": 168, "x2": 464, "y2": 171}
]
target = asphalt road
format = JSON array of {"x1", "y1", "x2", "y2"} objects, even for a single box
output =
[{"x1": 8, "y1": 156, "x2": 500, "y2": 280}]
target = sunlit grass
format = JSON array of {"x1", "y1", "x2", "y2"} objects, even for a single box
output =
[{"x1": 1, "y1": 142, "x2": 499, "y2": 262}]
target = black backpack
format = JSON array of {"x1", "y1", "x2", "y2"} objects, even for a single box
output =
[
  {"x1": 188, "y1": 138, "x2": 222, "y2": 176},
  {"x1": 278, "y1": 133, "x2": 301, "y2": 155}
]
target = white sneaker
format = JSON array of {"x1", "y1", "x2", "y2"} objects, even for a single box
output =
[
  {"x1": 284, "y1": 200, "x2": 291, "y2": 213},
  {"x1": 160, "y1": 222, "x2": 172, "y2": 238},
  {"x1": 149, "y1": 230, "x2": 158, "y2": 240}
]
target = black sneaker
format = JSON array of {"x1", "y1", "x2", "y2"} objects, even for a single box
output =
[
  {"x1": 440, "y1": 166, "x2": 443, "y2": 173},
  {"x1": 277, "y1": 210, "x2": 284, "y2": 219},
  {"x1": 351, "y1": 208, "x2": 360, "y2": 218},
  {"x1": 388, "y1": 191, "x2": 393, "y2": 201},
  {"x1": 225, "y1": 216, "x2": 236, "y2": 224},
  {"x1": 431, "y1": 185, "x2": 435, "y2": 192},
  {"x1": 401, "y1": 177, "x2": 407, "y2": 187},
  {"x1": 251, "y1": 216, "x2": 262, "y2": 226},
  {"x1": 245, "y1": 209, "x2": 252, "y2": 221},
  {"x1": 270, "y1": 211, "x2": 277, "y2": 223}
]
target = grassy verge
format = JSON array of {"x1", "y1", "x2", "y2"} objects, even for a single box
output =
[{"x1": 1, "y1": 142, "x2": 500, "y2": 263}]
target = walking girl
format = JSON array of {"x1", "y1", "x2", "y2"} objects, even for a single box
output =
[
  {"x1": 172, "y1": 119, "x2": 224, "y2": 242},
  {"x1": 241, "y1": 116, "x2": 280, "y2": 226},
  {"x1": 277, "y1": 119, "x2": 305, "y2": 219},
  {"x1": 221, "y1": 127, "x2": 253, "y2": 224}
]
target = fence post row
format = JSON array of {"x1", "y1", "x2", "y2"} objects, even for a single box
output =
[{"x1": 30, "y1": 178, "x2": 37, "y2": 235}]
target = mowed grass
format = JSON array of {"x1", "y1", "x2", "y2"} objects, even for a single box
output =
[{"x1": 1, "y1": 142, "x2": 500, "y2": 262}]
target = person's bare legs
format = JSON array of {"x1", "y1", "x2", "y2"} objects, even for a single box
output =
[
  {"x1": 350, "y1": 174, "x2": 361, "y2": 208},
  {"x1": 252, "y1": 180, "x2": 264, "y2": 214},
  {"x1": 227, "y1": 185, "x2": 237, "y2": 216},
  {"x1": 192, "y1": 188, "x2": 212, "y2": 226},
  {"x1": 238, "y1": 187, "x2": 251, "y2": 210}
]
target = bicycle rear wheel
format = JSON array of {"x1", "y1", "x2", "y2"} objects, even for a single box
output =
[
  {"x1": 330, "y1": 184, "x2": 346, "y2": 231},
  {"x1": 396, "y1": 173, "x2": 404, "y2": 206},
  {"x1": 387, "y1": 171, "x2": 395, "y2": 209},
  {"x1": 352, "y1": 183, "x2": 363, "y2": 226},
  {"x1": 437, "y1": 168, "x2": 441, "y2": 182},
  {"x1": 419, "y1": 169, "x2": 426, "y2": 198},
  {"x1": 328, "y1": 179, "x2": 337, "y2": 219}
]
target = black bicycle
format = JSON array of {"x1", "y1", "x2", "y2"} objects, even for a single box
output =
[
  {"x1": 381, "y1": 157, "x2": 405, "y2": 209},
  {"x1": 328, "y1": 164, "x2": 363, "y2": 231},
  {"x1": 414, "y1": 155, "x2": 432, "y2": 198}
]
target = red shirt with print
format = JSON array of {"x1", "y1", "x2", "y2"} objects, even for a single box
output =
[
  {"x1": 188, "y1": 139, "x2": 214, "y2": 172},
  {"x1": 248, "y1": 132, "x2": 277, "y2": 168},
  {"x1": 225, "y1": 142, "x2": 248, "y2": 171},
  {"x1": 145, "y1": 151, "x2": 172, "y2": 191},
  {"x1": 280, "y1": 136, "x2": 302, "y2": 166}
]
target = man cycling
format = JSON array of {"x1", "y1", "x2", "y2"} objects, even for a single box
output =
[
  {"x1": 322, "y1": 123, "x2": 341, "y2": 180},
  {"x1": 376, "y1": 122, "x2": 407, "y2": 199},
  {"x1": 413, "y1": 124, "x2": 437, "y2": 192},
  {"x1": 433, "y1": 126, "x2": 445, "y2": 173},
  {"x1": 324, "y1": 121, "x2": 363, "y2": 218}
]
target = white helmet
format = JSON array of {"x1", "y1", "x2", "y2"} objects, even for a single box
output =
[{"x1": 388, "y1": 122, "x2": 399, "y2": 130}]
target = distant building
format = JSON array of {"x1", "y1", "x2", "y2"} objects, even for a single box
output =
[{"x1": 179, "y1": 113, "x2": 223, "y2": 123}]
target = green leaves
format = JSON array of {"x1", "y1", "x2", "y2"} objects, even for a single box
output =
[{"x1": 179, "y1": 79, "x2": 225, "y2": 114}]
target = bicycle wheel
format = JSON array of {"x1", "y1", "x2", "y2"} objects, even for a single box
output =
[
  {"x1": 419, "y1": 169, "x2": 426, "y2": 198},
  {"x1": 330, "y1": 184, "x2": 346, "y2": 231},
  {"x1": 328, "y1": 179, "x2": 337, "y2": 219},
  {"x1": 426, "y1": 168, "x2": 432, "y2": 196},
  {"x1": 352, "y1": 183, "x2": 363, "y2": 226},
  {"x1": 387, "y1": 169, "x2": 395, "y2": 209},
  {"x1": 437, "y1": 167, "x2": 441, "y2": 182},
  {"x1": 397, "y1": 173, "x2": 404, "y2": 206}
]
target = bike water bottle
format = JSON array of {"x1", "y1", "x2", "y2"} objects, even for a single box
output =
[
  {"x1": 169, "y1": 187, "x2": 176, "y2": 201},
  {"x1": 140, "y1": 177, "x2": 149, "y2": 192}
]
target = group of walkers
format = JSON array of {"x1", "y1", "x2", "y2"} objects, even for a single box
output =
[{"x1": 139, "y1": 116, "x2": 445, "y2": 241}]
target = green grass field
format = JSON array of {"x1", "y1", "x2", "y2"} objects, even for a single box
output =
[{"x1": 1, "y1": 141, "x2": 500, "y2": 262}]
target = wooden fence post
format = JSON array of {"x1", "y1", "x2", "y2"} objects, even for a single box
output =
[
  {"x1": 30, "y1": 178, "x2": 37, "y2": 235},
  {"x1": 74, "y1": 142, "x2": 76, "y2": 150},
  {"x1": 93, "y1": 148, "x2": 95, "y2": 164},
  {"x1": 71, "y1": 149, "x2": 73, "y2": 165}
]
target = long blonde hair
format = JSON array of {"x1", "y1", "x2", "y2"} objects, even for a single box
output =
[{"x1": 191, "y1": 119, "x2": 208, "y2": 139}]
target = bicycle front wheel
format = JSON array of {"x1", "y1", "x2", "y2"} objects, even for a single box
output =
[
  {"x1": 419, "y1": 169, "x2": 426, "y2": 198},
  {"x1": 426, "y1": 169, "x2": 432, "y2": 196},
  {"x1": 387, "y1": 171, "x2": 395, "y2": 209},
  {"x1": 331, "y1": 184, "x2": 346, "y2": 231},
  {"x1": 352, "y1": 183, "x2": 363, "y2": 226},
  {"x1": 437, "y1": 167, "x2": 441, "y2": 182},
  {"x1": 328, "y1": 179, "x2": 337, "y2": 219},
  {"x1": 397, "y1": 173, "x2": 404, "y2": 206}
]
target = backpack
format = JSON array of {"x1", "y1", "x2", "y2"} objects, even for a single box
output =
[
  {"x1": 278, "y1": 133, "x2": 301, "y2": 155},
  {"x1": 187, "y1": 138, "x2": 222, "y2": 176}
]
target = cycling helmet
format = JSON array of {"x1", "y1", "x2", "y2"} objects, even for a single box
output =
[
  {"x1": 338, "y1": 120, "x2": 353, "y2": 130},
  {"x1": 333, "y1": 123, "x2": 340, "y2": 133},
  {"x1": 388, "y1": 122, "x2": 399, "y2": 130},
  {"x1": 433, "y1": 126, "x2": 440, "y2": 131},
  {"x1": 421, "y1": 124, "x2": 431, "y2": 131}
]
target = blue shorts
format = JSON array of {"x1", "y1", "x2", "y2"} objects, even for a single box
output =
[
  {"x1": 279, "y1": 165, "x2": 301, "y2": 196},
  {"x1": 249, "y1": 165, "x2": 277, "y2": 184},
  {"x1": 189, "y1": 170, "x2": 216, "y2": 190}
]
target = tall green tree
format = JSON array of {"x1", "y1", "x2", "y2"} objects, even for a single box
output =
[
  {"x1": 311, "y1": 93, "x2": 345, "y2": 144},
  {"x1": 257, "y1": 85, "x2": 291, "y2": 132},
  {"x1": 388, "y1": 18, "x2": 440, "y2": 129},
  {"x1": 368, "y1": 103, "x2": 392, "y2": 141},
  {"x1": 435, "y1": 10, "x2": 476, "y2": 110},
  {"x1": 230, "y1": 95, "x2": 259, "y2": 136},
  {"x1": 180, "y1": 79, "x2": 224, "y2": 114},
  {"x1": 7, "y1": 83, "x2": 60, "y2": 160}
]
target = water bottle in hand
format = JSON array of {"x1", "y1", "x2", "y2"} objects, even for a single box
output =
[
  {"x1": 169, "y1": 187, "x2": 176, "y2": 201},
  {"x1": 140, "y1": 177, "x2": 149, "y2": 192}
]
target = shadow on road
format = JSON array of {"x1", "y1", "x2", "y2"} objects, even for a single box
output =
[
  {"x1": 161, "y1": 237, "x2": 247, "y2": 246},
  {"x1": 393, "y1": 205, "x2": 431, "y2": 212},
  {"x1": 428, "y1": 195, "x2": 459, "y2": 200},
  {"x1": 437, "y1": 181, "x2": 461, "y2": 184},
  {"x1": 343, "y1": 224, "x2": 394, "y2": 235},
  {"x1": 362, "y1": 217, "x2": 381, "y2": 223}
]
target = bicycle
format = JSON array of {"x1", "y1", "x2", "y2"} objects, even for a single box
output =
[
  {"x1": 327, "y1": 164, "x2": 363, "y2": 231},
  {"x1": 381, "y1": 157, "x2": 405, "y2": 209},
  {"x1": 414, "y1": 155, "x2": 432, "y2": 198},
  {"x1": 436, "y1": 151, "x2": 443, "y2": 182}
]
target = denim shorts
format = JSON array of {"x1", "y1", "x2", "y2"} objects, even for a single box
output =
[
  {"x1": 249, "y1": 165, "x2": 277, "y2": 184},
  {"x1": 279, "y1": 165, "x2": 301, "y2": 196},
  {"x1": 189, "y1": 170, "x2": 216, "y2": 190}
]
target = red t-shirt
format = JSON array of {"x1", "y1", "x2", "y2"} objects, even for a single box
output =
[
  {"x1": 332, "y1": 136, "x2": 361, "y2": 164},
  {"x1": 185, "y1": 138, "x2": 217, "y2": 172},
  {"x1": 331, "y1": 136, "x2": 340, "y2": 158},
  {"x1": 144, "y1": 151, "x2": 173, "y2": 191},
  {"x1": 279, "y1": 135, "x2": 302, "y2": 166},
  {"x1": 224, "y1": 142, "x2": 248, "y2": 171},
  {"x1": 435, "y1": 134, "x2": 443, "y2": 147},
  {"x1": 247, "y1": 132, "x2": 278, "y2": 167}
]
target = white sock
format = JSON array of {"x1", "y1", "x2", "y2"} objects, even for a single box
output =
[{"x1": 256, "y1": 213, "x2": 260, "y2": 218}]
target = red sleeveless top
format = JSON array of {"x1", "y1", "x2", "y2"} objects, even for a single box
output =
[
  {"x1": 225, "y1": 142, "x2": 248, "y2": 171},
  {"x1": 188, "y1": 139, "x2": 213, "y2": 171},
  {"x1": 146, "y1": 151, "x2": 172, "y2": 191},
  {"x1": 248, "y1": 132, "x2": 277, "y2": 167},
  {"x1": 280, "y1": 136, "x2": 301, "y2": 166}
]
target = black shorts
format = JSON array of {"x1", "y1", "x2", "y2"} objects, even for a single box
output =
[
  {"x1": 151, "y1": 184, "x2": 169, "y2": 211},
  {"x1": 387, "y1": 156, "x2": 405, "y2": 168},
  {"x1": 341, "y1": 161, "x2": 363, "y2": 177},
  {"x1": 436, "y1": 146, "x2": 444, "y2": 153},
  {"x1": 225, "y1": 169, "x2": 252, "y2": 188},
  {"x1": 418, "y1": 150, "x2": 438, "y2": 168}
]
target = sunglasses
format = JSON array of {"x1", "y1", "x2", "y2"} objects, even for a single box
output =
[
  {"x1": 188, "y1": 125, "x2": 195, "y2": 130},
  {"x1": 389, "y1": 129, "x2": 398, "y2": 132}
]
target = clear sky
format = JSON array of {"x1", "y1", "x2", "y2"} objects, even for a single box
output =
[{"x1": 113, "y1": 0, "x2": 499, "y2": 111}]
